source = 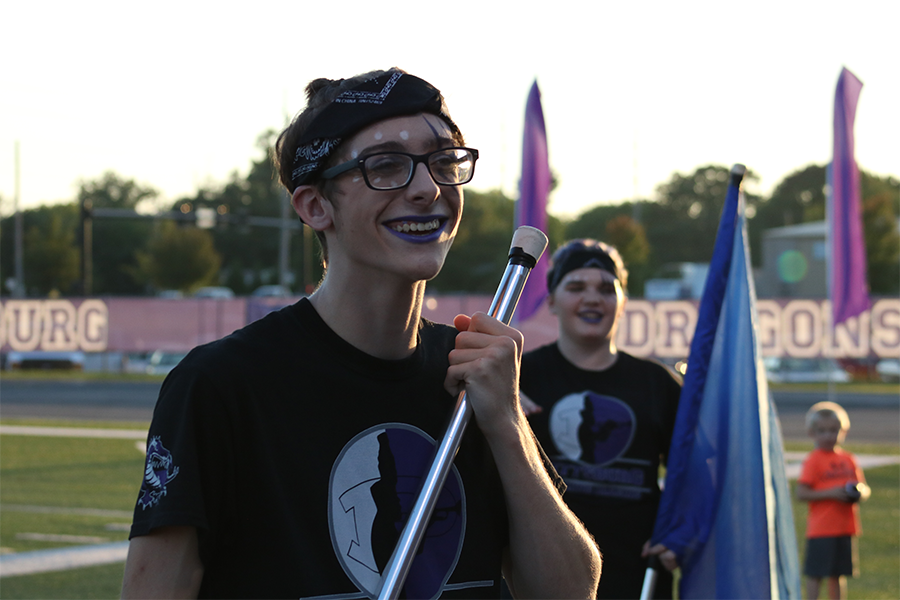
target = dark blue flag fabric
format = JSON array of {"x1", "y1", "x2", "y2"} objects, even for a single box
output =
[
  {"x1": 651, "y1": 165, "x2": 801, "y2": 599},
  {"x1": 515, "y1": 80, "x2": 551, "y2": 321},
  {"x1": 829, "y1": 67, "x2": 869, "y2": 325}
]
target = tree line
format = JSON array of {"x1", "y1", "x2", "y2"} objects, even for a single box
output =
[{"x1": 1, "y1": 132, "x2": 897, "y2": 298}]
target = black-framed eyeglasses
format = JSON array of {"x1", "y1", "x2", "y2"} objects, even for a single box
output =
[{"x1": 320, "y1": 147, "x2": 479, "y2": 191}]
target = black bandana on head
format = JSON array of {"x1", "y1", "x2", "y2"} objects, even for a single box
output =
[
  {"x1": 546, "y1": 244, "x2": 620, "y2": 293},
  {"x1": 290, "y1": 70, "x2": 459, "y2": 189}
]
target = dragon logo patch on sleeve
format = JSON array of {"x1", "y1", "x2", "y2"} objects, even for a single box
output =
[{"x1": 138, "y1": 436, "x2": 180, "y2": 510}]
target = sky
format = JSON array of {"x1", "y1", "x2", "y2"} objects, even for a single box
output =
[{"x1": 2, "y1": 1, "x2": 898, "y2": 220}]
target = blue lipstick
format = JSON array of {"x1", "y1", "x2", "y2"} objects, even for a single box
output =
[{"x1": 384, "y1": 216, "x2": 447, "y2": 244}]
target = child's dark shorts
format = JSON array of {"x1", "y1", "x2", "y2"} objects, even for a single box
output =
[{"x1": 804, "y1": 535, "x2": 859, "y2": 578}]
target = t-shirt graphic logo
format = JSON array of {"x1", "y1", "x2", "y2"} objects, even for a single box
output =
[
  {"x1": 549, "y1": 392, "x2": 636, "y2": 465},
  {"x1": 138, "y1": 436, "x2": 180, "y2": 509},
  {"x1": 329, "y1": 424, "x2": 465, "y2": 600}
]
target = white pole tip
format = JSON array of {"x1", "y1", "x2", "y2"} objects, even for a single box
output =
[{"x1": 511, "y1": 226, "x2": 549, "y2": 260}]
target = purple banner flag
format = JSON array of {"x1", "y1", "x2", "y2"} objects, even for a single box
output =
[
  {"x1": 829, "y1": 67, "x2": 869, "y2": 325},
  {"x1": 515, "y1": 80, "x2": 551, "y2": 321}
]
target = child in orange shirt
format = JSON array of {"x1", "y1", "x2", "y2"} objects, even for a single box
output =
[{"x1": 797, "y1": 401, "x2": 870, "y2": 600}]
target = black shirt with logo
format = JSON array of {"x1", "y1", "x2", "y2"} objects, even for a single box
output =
[
  {"x1": 521, "y1": 343, "x2": 681, "y2": 599},
  {"x1": 131, "y1": 299, "x2": 515, "y2": 599}
]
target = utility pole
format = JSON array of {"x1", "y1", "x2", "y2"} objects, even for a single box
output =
[
  {"x1": 80, "y1": 196, "x2": 93, "y2": 296},
  {"x1": 278, "y1": 188, "x2": 291, "y2": 288},
  {"x1": 632, "y1": 130, "x2": 642, "y2": 224},
  {"x1": 278, "y1": 98, "x2": 293, "y2": 290},
  {"x1": 13, "y1": 141, "x2": 25, "y2": 297}
]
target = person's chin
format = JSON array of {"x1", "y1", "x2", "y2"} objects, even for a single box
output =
[
  {"x1": 575, "y1": 319, "x2": 612, "y2": 337},
  {"x1": 403, "y1": 255, "x2": 448, "y2": 283},
  {"x1": 570, "y1": 327, "x2": 611, "y2": 343}
]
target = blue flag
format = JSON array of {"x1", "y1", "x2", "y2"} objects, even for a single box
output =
[
  {"x1": 651, "y1": 165, "x2": 800, "y2": 599},
  {"x1": 515, "y1": 80, "x2": 551, "y2": 321}
]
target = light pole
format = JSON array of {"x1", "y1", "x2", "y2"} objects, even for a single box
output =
[{"x1": 13, "y1": 141, "x2": 25, "y2": 297}]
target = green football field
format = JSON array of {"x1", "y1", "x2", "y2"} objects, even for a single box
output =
[{"x1": 0, "y1": 419, "x2": 897, "y2": 599}]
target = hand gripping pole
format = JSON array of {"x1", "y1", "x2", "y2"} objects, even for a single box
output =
[{"x1": 377, "y1": 226, "x2": 548, "y2": 600}]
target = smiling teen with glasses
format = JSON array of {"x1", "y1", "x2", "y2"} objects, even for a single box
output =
[{"x1": 122, "y1": 68, "x2": 600, "y2": 600}]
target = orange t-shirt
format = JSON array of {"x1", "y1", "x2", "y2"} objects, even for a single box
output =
[{"x1": 798, "y1": 447, "x2": 864, "y2": 538}]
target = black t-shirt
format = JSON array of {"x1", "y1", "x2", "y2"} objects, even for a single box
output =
[
  {"x1": 520, "y1": 343, "x2": 681, "y2": 599},
  {"x1": 131, "y1": 298, "x2": 510, "y2": 599}
]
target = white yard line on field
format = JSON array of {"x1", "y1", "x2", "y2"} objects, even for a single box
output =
[
  {"x1": 1, "y1": 504, "x2": 134, "y2": 519},
  {"x1": 0, "y1": 542, "x2": 129, "y2": 577},
  {"x1": 783, "y1": 451, "x2": 900, "y2": 479},
  {"x1": 0, "y1": 425, "x2": 147, "y2": 439}
]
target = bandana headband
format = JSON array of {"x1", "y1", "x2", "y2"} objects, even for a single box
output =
[
  {"x1": 290, "y1": 70, "x2": 459, "y2": 189},
  {"x1": 547, "y1": 246, "x2": 620, "y2": 293}
]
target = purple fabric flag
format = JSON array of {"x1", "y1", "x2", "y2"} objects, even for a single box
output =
[
  {"x1": 830, "y1": 67, "x2": 869, "y2": 325},
  {"x1": 515, "y1": 80, "x2": 551, "y2": 321}
]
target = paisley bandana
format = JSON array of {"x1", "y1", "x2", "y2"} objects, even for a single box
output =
[
  {"x1": 546, "y1": 241, "x2": 620, "y2": 293},
  {"x1": 290, "y1": 70, "x2": 459, "y2": 189}
]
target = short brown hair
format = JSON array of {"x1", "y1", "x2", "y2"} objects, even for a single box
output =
[
  {"x1": 273, "y1": 68, "x2": 465, "y2": 266},
  {"x1": 805, "y1": 401, "x2": 851, "y2": 433}
]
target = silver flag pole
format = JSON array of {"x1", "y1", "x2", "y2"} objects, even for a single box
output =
[{"x1": 377, "y1": 226, "x2": 548, "y2": 600}]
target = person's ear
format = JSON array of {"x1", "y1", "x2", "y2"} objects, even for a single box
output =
[
  {"x1": 547, "y1": 291, "x2": 558, "y2": 315},
  {"x1": 291, "y1": 185, "x2": 333, "y2": 231}
]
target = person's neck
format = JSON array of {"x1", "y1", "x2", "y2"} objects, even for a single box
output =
[
  {"x1": 309, "y1": 268, "x2": 426, "y2": 360},
  {"x1": 557, "y1": 336, "x2": 619, "y2": 371}
]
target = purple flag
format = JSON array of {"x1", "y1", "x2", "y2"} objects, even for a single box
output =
[
  {"x1": 829, "y1": 67, "x2": 869, "y2": 325},
  {"x1": 515, "y1": 80, "x2": 551, "y2": 321}
]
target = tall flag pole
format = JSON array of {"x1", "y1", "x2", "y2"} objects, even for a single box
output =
[
  {"x1": 515, "y1": 80, "x2": 551, "y2": 321},
  {"x1": 829, "y1": 67, "x2": 869, "y2": 326},
  {"x1": 647, "y1": 165, "x2": 801, "y2": 599}
]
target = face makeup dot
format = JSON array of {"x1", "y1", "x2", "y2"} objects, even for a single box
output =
[
  {"x1": 374, "y1": 132, "x2": 383, "y2": 140},
  {"x1": 399, "y1": 130, "x2": 409, "y2": 140},
  {"x1": 350, "y1": 150, "x2": 359, "y2": 159}
]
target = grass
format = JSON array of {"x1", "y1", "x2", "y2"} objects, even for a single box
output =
[
  {"x1": 0, "y1": 563, "x2": 128, "y2": 600},
  {"x1": 0, "y1": 435, "x2": 146, "y2": 514},
  {"x1": 0, "y1": 371, "x2": 165, "y2": 383},
  {"x1": 0, "y1": 420, "x2": 897, "y2": 599},
  {"x1": 768, "y1": 381, "x2": 900, "y2": 395},
  {"x1": 0, "y1": 439, "x2": 143, "y2": 566},
  {"x1": 0, "y1": 427, "x2": 145, "y2": 599}
]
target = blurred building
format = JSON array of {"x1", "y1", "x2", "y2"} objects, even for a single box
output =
[
  {"x1": 757, "y1": 221, "x2": 828, "y2": 298},
  {"x1": 644, "y1": 262, "x2": 710, "y2": 300}
]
